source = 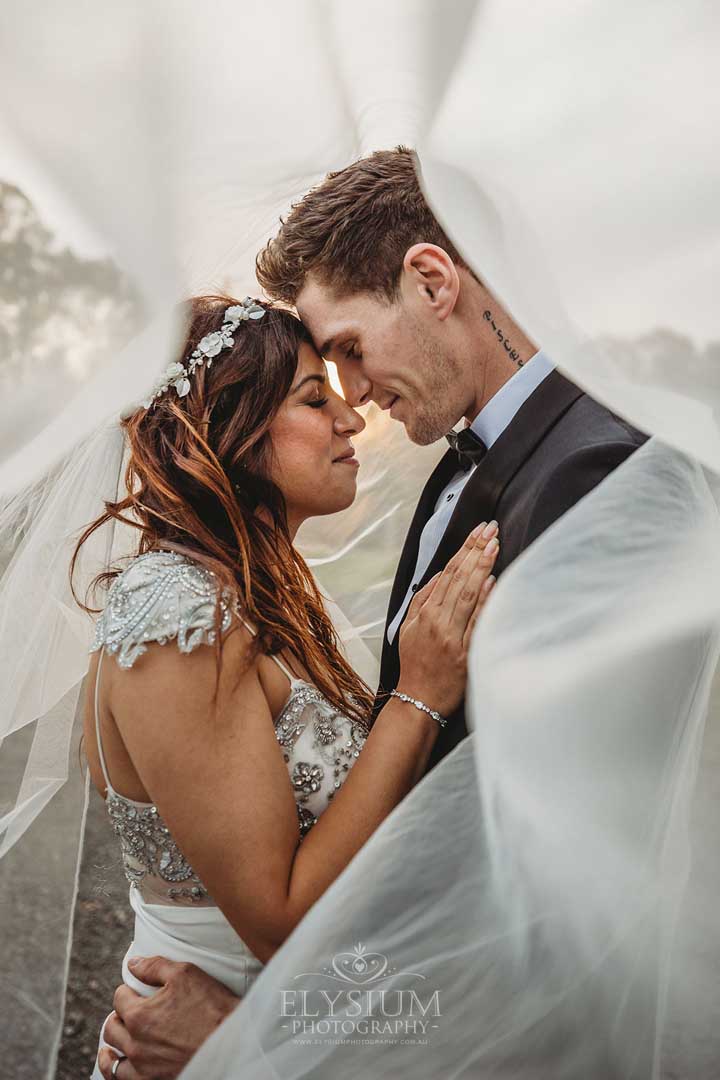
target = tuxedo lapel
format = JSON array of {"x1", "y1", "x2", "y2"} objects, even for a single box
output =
[{"x1": 419, "y1": 370, "x2": 584, "y2": 588}]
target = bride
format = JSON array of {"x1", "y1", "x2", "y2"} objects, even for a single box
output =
[{"x1": 77, "y1": 294, "x2": 499, "y2": 1078}]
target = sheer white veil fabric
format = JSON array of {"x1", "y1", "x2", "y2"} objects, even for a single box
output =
[
  {"x1": 182, "y1": 439, "x2": 720, "y2": 1080},
  {"x1": 0, "y1": 1, "x2": 718, "y2": 1077}
]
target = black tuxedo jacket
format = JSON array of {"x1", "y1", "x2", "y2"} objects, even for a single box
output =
[{"x1": 376, "y1": 369, "x2": 648, "y2": 774}]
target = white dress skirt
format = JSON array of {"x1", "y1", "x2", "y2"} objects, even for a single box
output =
[{"x1": 91, "y1": 884, "x2": 265, "y2": 1079}]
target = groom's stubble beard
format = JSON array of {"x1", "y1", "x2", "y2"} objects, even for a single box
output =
[{"x1": 402, "y1": 324, "x2": 467, "y2": 446}]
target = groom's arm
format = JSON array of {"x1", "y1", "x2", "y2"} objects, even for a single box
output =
[{"x1": 98, "y1": 957, "x2": 239, "y2": 1080}]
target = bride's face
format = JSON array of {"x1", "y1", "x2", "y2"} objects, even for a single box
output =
[{"x1": 268, "y1": 342, "x2": 365, "y2": 534}]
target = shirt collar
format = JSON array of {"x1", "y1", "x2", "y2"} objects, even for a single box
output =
[{"x1": 468, "y1": 349, "x2": 555, "y2": 449}]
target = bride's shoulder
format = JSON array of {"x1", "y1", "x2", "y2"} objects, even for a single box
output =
[{"x1": 92, "y1": 549, "x2": 237, "y2": 670}]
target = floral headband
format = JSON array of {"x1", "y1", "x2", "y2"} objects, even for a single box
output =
[{"x1": 142, "y1": 298, "x2": 266, "y2": 409}]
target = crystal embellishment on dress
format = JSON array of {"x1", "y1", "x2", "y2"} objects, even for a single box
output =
[
  {"x1": 292, "y1": 761, "x2": 325, "y2": 796},
  {"x1": 106, "y1": 791, "x2": 211, "y2": 901},
  {"x1": 314, "y1": 715, "x2": 338, "y2": 745},
  {"x1": 91, "y1": 550, "x2": 235, "y2": 669},
  {"x1": 274, "y1": 682, "x2": 369, "y2": 836},
  {"x1": 297, "y1": 805, "x2": 317, "y2": 837}
]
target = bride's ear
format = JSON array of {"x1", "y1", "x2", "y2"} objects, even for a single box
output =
[{"x1": 401, "y1": 243, "x2": 459, "y2": 321}]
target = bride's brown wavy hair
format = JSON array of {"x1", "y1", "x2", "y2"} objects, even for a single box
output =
[{"x1": 71, "y1": 295, "x2": 372, "y2": 724}]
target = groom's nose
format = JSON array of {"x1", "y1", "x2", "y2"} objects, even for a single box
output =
[{"x1": 335, "y1": 357, "x2": 373, "y2": 408}]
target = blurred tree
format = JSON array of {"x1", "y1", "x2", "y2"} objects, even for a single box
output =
[{"x1": 0, "y1": 181, "x2": 141, "y2": 383}]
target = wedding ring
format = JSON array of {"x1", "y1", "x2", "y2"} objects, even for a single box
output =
[{"x1": 111, "y1": 1058, "x2": 121, "y2": 1077}]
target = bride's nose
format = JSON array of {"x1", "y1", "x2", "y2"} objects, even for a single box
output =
[{"x1": 334, "y1": 398, "x2": 366, "y2": 436}]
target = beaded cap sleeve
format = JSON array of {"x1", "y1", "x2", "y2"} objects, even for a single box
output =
[{"x1": 91, "y1": 550, "x2": 234, "y2": 668}]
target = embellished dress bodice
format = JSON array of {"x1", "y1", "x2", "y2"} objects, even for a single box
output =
[{"x1": 91, "y1": 550, "x2": 369, "y2": 907}]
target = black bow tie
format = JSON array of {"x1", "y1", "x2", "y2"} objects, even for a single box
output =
[{"x1": 445, "y1": 427, "x2": 488, "y2": 472}]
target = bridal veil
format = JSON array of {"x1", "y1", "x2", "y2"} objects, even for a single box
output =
[{"x1": 0, "y1": 1, "x2": 718, "y2": 1076}]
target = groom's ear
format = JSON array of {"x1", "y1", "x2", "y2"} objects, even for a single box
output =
[{"x1": 402, "y1": 243, "x2": 459, "y2": 321}]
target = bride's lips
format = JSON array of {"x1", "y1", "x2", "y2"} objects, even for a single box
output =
[{"x1": 333, "y1": 447, "x2": 359, "y2": 468}]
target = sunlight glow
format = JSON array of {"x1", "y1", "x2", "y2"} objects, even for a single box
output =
[{"x1": 327, "y1": 360, "x2": 344, "y2": 397}]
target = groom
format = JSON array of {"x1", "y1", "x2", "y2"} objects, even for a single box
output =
[
  {"x1": 99, "y1": 147, "x2": 647, "y2": 1079},
  {"x1": 260, "y1": 148, "x2": 648, "y2": 772}
]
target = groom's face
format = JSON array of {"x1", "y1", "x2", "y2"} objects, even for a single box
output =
[{"x1": 297, "y1": 277, "x2": 466, "y2": 445}]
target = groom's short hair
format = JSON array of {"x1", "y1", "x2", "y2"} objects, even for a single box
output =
[{"x1": 256, "y1": 146, "x2": 470, "y2": 304}]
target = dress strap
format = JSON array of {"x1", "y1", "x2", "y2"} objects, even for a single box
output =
[
  {"x1": 239, "y1": 616, "x2": 299, "y2": 685},
  {"x1": 93, "y1": 646, "x2": 114, "y2": 795},
  {"x1": 268, "y1": 652, "x2": 298, "y2": 684}
]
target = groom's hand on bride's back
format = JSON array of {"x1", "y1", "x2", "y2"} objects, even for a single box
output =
[
  {"x1": 396, "y1": 521, "x2": 499, "y2": 718},
  {"x1": 98, "y1": 956, "x2": 239, "y2": 1080}
]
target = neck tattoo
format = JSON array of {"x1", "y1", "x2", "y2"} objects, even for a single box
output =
[{"x1": 483, "y1": 310, "x2": 523, "y2": 367}]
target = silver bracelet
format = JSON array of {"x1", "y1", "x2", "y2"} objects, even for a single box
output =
[{"x1": 390, "y1": 689, "x2": 447, "y2": 729}]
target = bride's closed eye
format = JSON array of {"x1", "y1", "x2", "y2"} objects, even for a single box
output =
[{"x1": 306, "y1": 385, "x2": 329, "y2": 409}]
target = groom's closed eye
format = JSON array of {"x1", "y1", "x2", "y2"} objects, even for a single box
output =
[{"x1": 325, "y1": 337, "x2": 361, "y2": 363}]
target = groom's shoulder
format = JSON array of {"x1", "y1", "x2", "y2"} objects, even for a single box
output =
[
  {"x1": 566, "y1": 388, "x2": 646, "y2": 446},
  {"x1": 544, "y1": 383, "x2": 647, "y2": 459},
  {"x1": 509, "y1": 389, "x2": 648, "y2": 545}
]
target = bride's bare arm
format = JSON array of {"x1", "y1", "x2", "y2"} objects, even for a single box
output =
[{"x1": 108, "y1": 525, "x2": 497, "y2": 965}]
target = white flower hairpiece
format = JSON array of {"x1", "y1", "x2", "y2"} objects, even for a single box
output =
[{"x1": 142, "y1": 297, "x2": 266, "y2": 408}]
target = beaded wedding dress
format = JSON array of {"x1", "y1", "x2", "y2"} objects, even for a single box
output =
[{"x1": 89, "y1": 550, "x2": 369, "y2": 1079}]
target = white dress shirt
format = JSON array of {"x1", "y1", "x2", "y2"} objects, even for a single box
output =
[{"x1": 386, "y1": 349, "x2": 555, "y2": 645}]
